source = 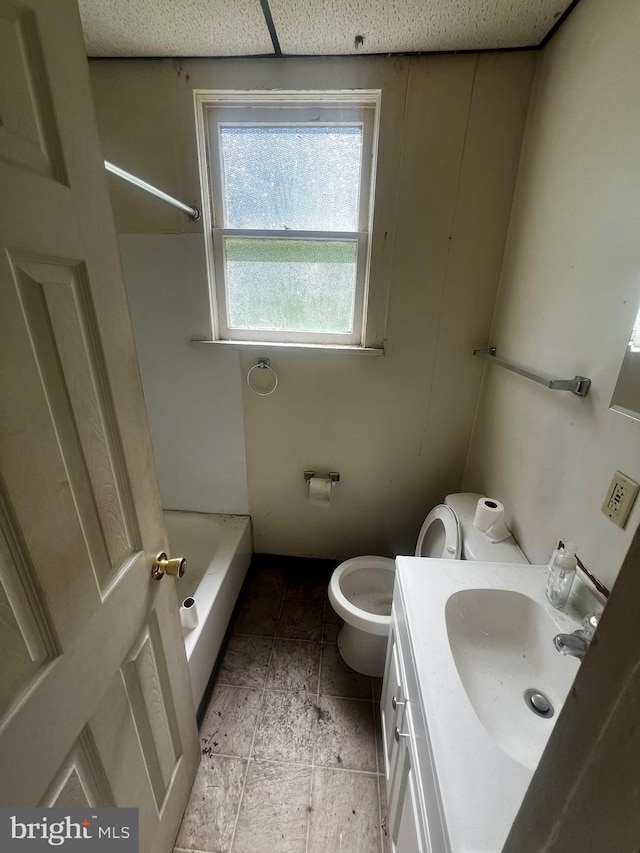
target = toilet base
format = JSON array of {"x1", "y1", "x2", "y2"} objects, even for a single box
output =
[{"x1": 337, "y1": 621, "x2": 389, "y2": 677}]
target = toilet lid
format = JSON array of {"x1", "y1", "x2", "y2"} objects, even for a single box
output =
[{"x1": 415, "y1": 505, "x2": 461, "y2": 559}]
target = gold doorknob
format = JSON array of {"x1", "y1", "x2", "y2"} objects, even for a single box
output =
[{"x1": 152, "y1": 552, "x2": 187, "y2": 581}]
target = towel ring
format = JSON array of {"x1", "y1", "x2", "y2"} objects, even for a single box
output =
[{"x1": 247, "y1": 358, "x2": 278, "y2": 396}]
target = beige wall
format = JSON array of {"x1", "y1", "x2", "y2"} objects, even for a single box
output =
[
  {"x1": 463, "y1": 0, "x2": 640, "y2": 589},
  {"x1": 118, "y1": 234, "x2": 249, "y2": 514},
  {"x1": 90, "y1": 53, "x2": 534, "y2": 557}
]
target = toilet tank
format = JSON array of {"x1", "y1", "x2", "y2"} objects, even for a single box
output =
[{"x1": 444, "y1": 493, "x2": 528, "y2": 564}]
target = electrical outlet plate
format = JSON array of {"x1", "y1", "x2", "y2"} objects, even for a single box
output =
[{"x1": 601, "y1": 470, "x2": 640, "y2": 528}]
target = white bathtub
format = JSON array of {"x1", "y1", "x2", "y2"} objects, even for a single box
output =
[{"x1": 164, "y1": 510, "x2": 252, "y2": 710}]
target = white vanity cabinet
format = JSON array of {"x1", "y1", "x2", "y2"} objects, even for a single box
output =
[
  {"x1": 381, "y1": 587, "x2": 449, "y2": 853},
  {"x1": 381, "y1": 557, "x2": 585, "y2": 853},
  {"x1": 381, "y1": 635, "x2": 422, "y2": 851}
]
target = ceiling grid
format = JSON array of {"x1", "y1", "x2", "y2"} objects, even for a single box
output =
[{"x1": 80, "y1": 0, "x2": 581, "y2": 58}]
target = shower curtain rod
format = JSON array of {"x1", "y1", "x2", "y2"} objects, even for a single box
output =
[{"x1": 104, "y1": 160, "x2": 201, "y2": 221}]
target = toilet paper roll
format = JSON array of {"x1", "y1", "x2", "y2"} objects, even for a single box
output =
[
  {"x1": 309, "y1": 477, "x2": 332, "y2": 507},
  {"x1": 474, "y1": 497, "x2": 505, "y2": 532},
  {"x1": 180, "y1": 596, "x2": 199, "y2": 631},
  {"x1": 473, "y1": 497, "x2": 512, "y2": 543}
]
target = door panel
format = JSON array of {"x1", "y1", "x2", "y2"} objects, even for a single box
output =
[
  {"x1": 41, "y1": 730, "x2": 115, "y2": 809},
  {"x1": 0, "y1": 1, "x2": 66, "y2": 182},
  {"x1": 0, "y1": 496, "x2": 58, "y2": 724},
  {"x1": 0, "y1": 2, "x2": 199, "y2": 850},
  {"x1": 9, "y1": 254, "x2": 139, "y2": 587},
  {"x1": 121, "y1": 618, "x2": 183, "y2": 807}
]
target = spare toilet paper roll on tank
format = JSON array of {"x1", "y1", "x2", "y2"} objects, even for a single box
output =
[
  {"x1": 473, "y1": 497, "x2": 511, "y2": 543},
  {"x1": 474, "y1": 497, "x2": 504, "y2": 531},
  {"x1": 309, "y1": 477, "x2": 332, "y2": 506}
]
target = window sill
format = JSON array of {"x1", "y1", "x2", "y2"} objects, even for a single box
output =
[{"x1": 190, "y1": 339, "x2": 385, "y2": 356}]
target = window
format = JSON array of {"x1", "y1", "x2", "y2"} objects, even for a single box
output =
[{"x1": 195, "y1": 91, "x2": 380, "y2": 348}]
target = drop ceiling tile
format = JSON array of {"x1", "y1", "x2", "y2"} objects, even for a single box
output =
[
  {"x1": 79, "y1": 0, "x2": 274, "y2": 57},
  {"x1": 269, "y1": 0, "x2": 574, "y2": 55}
]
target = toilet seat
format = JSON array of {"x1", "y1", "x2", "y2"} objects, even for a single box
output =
[{"x1": 415, "y1": 504, "x2": 461, "y2": 559}]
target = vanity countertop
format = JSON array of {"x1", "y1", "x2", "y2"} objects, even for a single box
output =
[{"x1": 395, "y1": 557, "x2": 580, "y2": 853}]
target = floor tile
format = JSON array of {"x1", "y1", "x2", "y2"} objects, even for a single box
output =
[
  {"x1": 283, "y1": 568, "x2": 331, "y2": 601},
  {"x1": 175, "y1": 555, "x2": 393, "y2": 853},
  {"x1": 266, "y1": 639, "x2": 321, "y2": 693},
  {"x1": 231, "y1": 760, "x2": 311, "y2": 853},
  {"x1": 314, "y1": 696, "x2": 377, "y2": 772},
  {"x1": 200, "y1": 685, "x2": 263, "y2": 757},
  {"x1": 217, "y1": 635, "x2": 273, "y2": 689},
  {"x1": 320, "y1": 642, "x2": 373, "y2": 700},
  {"x1": 373, "y1": 678, "x2": 383, "y2": 701},
  {"x1": 276, "y1": 598, "x2": 323, "y2": 641},
  {"x1": 308, "y1": 767, "x2": 380, "y2": 853},
  {"x1": 322, "y1": 620, "x2": 341, "y2": 643},
  {"x1": 233, "y1": 595, "x2": 281, "y2": 637},
  {"x1": 378, "y1": 775, "x2": 390, "y2": 853},
  {"x1": 175, "y1": 754, "x2": 246, "y2": 852},
  {"x1": 252, "y1": 691, "x2": 317, "y2": 764},
  {"x1": 323, "y1": 600, "x2": 340, "y2": 624},
  {"x1": 243, "y1": 564, "x2": 287, "y2": 598},
  {"x1": 373, "y1": 702, "x2": 385, "y2": 775}
]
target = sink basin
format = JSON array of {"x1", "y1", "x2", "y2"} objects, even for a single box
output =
[
  {"x1": 445, "y1": 588, "x2": 580, "y2": 769},
  {"x1": 396, "y1": 558, "x2": 587, "y2": 852}
]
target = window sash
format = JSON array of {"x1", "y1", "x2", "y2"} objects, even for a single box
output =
[
  {"x1": 196, "y1": 93, "x2": 379, "y2": 347},
  {"x1": 212, "y1": 230, "x2": 367, "y2": 344},
  {"x1": 206, "y1": 106, "x2": 374, "y2": 235}
]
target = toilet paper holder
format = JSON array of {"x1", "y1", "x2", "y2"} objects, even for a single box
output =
[{"x1": 304, "y1": 470, "x2": 340, "y2": 483}]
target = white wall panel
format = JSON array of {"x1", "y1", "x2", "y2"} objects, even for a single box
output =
[
  {"x1": 119, "y1": 234, "x2": 249, "y2": 514},
  {"x1": 91, "y1": 54, "x2": 533, "y2": 556},
  {"x1": 464, "y1": 0, "x2": 640, "y2": 588}
]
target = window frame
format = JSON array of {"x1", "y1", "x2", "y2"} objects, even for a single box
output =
[{"x1": 194, "y1": 90, "x2": 381, "y2": 350}]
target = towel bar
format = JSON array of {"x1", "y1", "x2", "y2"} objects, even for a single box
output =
[{"x1": 474, "y1": 348, "x2": 591, "y2": 397}]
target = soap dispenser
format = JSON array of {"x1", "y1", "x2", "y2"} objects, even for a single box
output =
[{"x1": 545, "y1": 542, "x2": 578, "y2": 609}]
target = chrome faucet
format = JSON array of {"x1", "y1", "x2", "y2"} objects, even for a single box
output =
[{"x1": 553, "y1": 613, "x2": 600, "y2": 662}]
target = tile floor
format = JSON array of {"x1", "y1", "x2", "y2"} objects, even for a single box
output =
[{"x1": 175, "y1": 556, "x2": 389, "y2": 853}]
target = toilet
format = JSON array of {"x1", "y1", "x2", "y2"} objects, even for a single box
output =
[{"x1": 328, "y1": 493, "x2": 528, "y2": 676}]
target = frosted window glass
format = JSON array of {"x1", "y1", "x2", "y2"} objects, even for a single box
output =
[
  {"x1": 225, "y1": 238, "x2": 357, "y2": 333},
  {"x1": 220, "y1": 126, "x2": 362, "y2": 231}
]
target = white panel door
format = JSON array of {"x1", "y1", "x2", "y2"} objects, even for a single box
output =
[{"x1": 0, "y1": 2, "x2": 200, "y2": 851}]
